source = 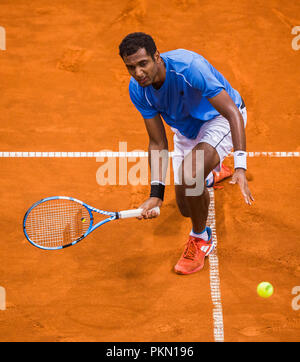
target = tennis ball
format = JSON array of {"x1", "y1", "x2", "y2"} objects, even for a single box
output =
[{"x1": 257, "y1": 282, "x2": 274, "y2": 298}]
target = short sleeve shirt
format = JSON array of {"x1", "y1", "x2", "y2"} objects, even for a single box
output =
[{"x1": 129, "y1": 49, "x2": 242, "y2": 139}]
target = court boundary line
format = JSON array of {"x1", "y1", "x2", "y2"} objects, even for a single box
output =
[
  {"x1": 0, "y1": 151, "x2": 299, "y2": 158},
  {"x1": 207, "y1": 188, "x2": 224, "y2": 342}
]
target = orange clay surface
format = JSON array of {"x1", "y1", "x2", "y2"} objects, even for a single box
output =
[{"x1": 0, "y1": 0, "x2": 300, "y2": 342}]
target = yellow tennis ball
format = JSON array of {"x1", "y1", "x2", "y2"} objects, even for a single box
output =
[{"x1": 257, "y1": 282, "x2": 274, "y2": 298}]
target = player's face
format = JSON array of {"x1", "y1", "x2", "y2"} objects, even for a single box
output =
[{"x1": 123, "y1": 48, "x2": 160, "y2": 87}]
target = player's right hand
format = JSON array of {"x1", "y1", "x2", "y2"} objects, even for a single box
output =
[{"x1": 137, "y1": 197, "x2": 162, "y2": 220}]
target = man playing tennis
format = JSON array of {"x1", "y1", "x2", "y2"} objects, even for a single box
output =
[{"x1": 119, "y1": 32, "x2": 254, "y2": 275}]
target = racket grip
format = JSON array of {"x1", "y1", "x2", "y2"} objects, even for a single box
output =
[{"x1": 118, "y1": 206, "x2": 160, "y2": 219}]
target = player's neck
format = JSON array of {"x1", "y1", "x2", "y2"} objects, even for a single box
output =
[{"x1": 152, "y1": 59, "x2": 166, "y2": 90}]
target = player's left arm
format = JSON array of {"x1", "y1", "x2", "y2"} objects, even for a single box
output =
[{"x1": 208, "y1": 89, "x2": 254, "y2": 205}]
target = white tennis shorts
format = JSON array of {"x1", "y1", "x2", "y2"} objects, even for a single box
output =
[{"x1": 172, "y1": 105, "x2": 247, "y2": 185}]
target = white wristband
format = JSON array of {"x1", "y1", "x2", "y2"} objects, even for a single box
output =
[
  {"x1": 151, "y1": 180, "x2": 165, "y2": 186},
  {"x1": 233, "y1": 150, "x2": 247, "y2": 170}
]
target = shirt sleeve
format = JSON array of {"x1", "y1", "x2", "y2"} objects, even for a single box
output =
[
  {"x1": 129, "y1": 79, "x2": 158, "y2": 119},
  {"x1": 187, "y1": 58, "x2": 225, "y2": 98}
]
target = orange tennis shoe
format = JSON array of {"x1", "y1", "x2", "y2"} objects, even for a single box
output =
[
  {"x1": 212, "y1": 164, "x2": 233, "y2": 187},
  {"x1": 174, "y1": 227, "x2": 214, "y2": 275}
]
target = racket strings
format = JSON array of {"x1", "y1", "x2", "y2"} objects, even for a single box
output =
[{"x1": 25, "y1": 199, "x2": 91, "y2": 248}]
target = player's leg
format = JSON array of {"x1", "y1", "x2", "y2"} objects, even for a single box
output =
[
  {"x1": 172, "y1": 107, "x2": 245, "y2": 274},
  {"x1": 176, "y1": 141, "x2": 220, "y2": 232},
  {"x1": 173, "y1": 142, "x2": 218, "y2": 275},
  {"x1": 172, "y1": 103, "x2": 247, "y2": 274}
]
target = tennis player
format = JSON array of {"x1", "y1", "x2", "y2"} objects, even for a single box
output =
[{"x1": 119, "y1": 33, "x2": 254, "y2": 275}]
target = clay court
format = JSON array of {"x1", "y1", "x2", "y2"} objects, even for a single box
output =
[{"x1": 0, "y1": 0, "x2": 299, "y2": 342}]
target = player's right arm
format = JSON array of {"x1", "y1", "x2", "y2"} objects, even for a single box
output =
[
  {"x1": 138, "y1": 114, "x2": 169, "y2": 219},
  {"x1": 128, "y1": 79, "x2": 168, "y2": 219}
]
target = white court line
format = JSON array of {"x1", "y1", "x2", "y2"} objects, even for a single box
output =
[
  {"x1": 207, "y1": 188, "x2": 224, "y2": 342},
  {"x1": 0, "y1": 151, "x2": 299, "y2": 157}
]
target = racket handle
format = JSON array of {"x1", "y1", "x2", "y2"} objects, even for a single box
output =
[{"x1": 118, "y1": 206, "x2": 160, "y2": 219}]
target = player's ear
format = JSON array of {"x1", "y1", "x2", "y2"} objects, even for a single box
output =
[{"x1": 153, "y1": 50, "x2": 160, "y2": 63}]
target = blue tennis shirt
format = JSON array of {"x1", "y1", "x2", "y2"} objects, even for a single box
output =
[{"x1": 129, "y1": 49, "x2": 242, "y2": 139}]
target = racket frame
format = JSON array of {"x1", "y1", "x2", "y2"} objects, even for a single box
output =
[{"x1": 23, "y1": 196, "x2": 118, "y2": 250}]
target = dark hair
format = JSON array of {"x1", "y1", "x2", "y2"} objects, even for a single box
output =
[{"x1": 119, "y1": 32, "x2": 157, "y2": 59}]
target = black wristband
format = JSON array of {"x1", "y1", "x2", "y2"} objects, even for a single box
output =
[{"x1": 150, "y1": 182, "x2": 165, "y2": 201}]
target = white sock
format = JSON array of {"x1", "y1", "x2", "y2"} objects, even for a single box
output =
[
  {"x1": 190, "y1": 227, "x2": 209, "y2": 242},
  {"x1": 205, "y1": 172, "x2": 214, "y2": 187}
]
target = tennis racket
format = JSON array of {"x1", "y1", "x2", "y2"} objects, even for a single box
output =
[{"x1": 23, "y1": 196, "x2": 160, "y2": 250}]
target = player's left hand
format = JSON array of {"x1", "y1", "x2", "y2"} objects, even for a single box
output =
[{"x1": 229, "y1": 169, "x2": 254, "y2": 205}]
